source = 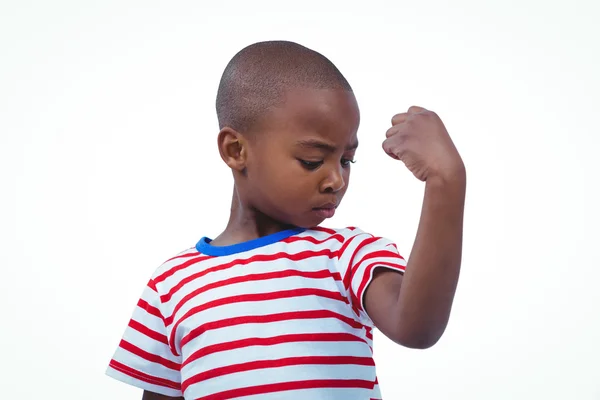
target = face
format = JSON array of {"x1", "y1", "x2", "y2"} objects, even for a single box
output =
[{"x1": 242, "y1": 88, "x2": 360, "y2": 228}]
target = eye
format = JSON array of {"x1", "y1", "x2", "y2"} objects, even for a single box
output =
[
  {"x1": 298, "y1": 159, "x2": 323, "y2": 170},
  {"x1": 341, "y1": 158, "x2": 356, "y2": 167}
]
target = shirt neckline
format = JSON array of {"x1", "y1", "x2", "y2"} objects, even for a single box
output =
[{"x1": 196, "y1": 227, "x2": 307, "y2": 256}]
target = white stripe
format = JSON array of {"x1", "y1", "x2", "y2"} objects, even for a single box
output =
[
  {"x1": 111, "y1": 346, "x2": 181, "y2": 383},
  {"x1": 106, "y1": 365, "x2": 182, "y2": 397},
  {"x1": 122, "y1": 325, "x2": 180, "y2": 364},
  {"x1": 130, "y1": 305, "x2": 166, "y2": 335},
  {"x1": 183, "y1": 339, "x2": 371, "y2": 373},
  {"x1": 183, "y1": 315, "x2": 368, "y2": 358},
  {"x1": 185, "y1": 363, "x2": 376, "y2": 399}
]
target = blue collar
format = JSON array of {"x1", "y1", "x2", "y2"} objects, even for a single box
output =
[{"x1": 196, "y1": 227, "x2": 307, "y2": 256}]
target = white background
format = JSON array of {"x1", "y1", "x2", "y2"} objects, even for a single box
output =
[{"x1": 1, "y1": 1, "x2": 599, "y2": 399}]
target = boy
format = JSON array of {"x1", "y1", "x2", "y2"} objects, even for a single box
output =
[{"x1": 107, "y1": 41, "x2": 466, "y2": 400}]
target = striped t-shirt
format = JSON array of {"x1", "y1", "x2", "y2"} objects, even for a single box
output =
[{"x1": 106, "y1": 226, "x2": 406, "y2": 399}]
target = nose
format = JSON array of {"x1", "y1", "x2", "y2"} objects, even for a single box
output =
[{"x1": 320, "y1": 165, "x2": 346, "y2": 193}]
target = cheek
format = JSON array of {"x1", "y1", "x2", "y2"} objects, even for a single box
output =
[
  {"x1": 340, "y1": 169, "x2": 351, "y2": 193},
  {"x1": 271, "y1": 167, "x2": 315, "y2": 200},
  {"x1": 249, "y1": 148, "x2": 279, "y2": 176},
  {"x1": 250, "y1": 153, "x2": 300, "y2": 188}
]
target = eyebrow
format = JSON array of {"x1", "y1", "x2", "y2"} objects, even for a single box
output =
[{"x1": 295, "y1": 139, "x2": 359, "y2": 152}]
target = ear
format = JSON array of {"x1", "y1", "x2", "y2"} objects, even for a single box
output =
[{"x1": 217, "y1": 127, "x2": 248, "y2": 172}]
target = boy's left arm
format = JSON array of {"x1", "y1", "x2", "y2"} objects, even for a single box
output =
[{"x1": 364, "y1": 106, "x2": 466, "y2": 349}]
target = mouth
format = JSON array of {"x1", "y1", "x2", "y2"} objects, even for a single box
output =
[{"x1": 312, "y1": 203, "x2": 337, "y2": 219}]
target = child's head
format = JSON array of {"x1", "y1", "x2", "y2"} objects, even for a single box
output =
[{"x1": 216, "y1": 41, "x2": 360, "y2": 228}]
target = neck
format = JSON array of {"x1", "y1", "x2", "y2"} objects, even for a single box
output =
[{"x1": 210, "y1": 186, "x2": 294, "y2": 247}]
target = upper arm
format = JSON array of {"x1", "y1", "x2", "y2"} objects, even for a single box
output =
[
  {"x1": 364, "y1": 268, "x2": 404, "y2": 343},
  {"x1": 142, "y1": 390, "x2": 184, "y2": 400}
]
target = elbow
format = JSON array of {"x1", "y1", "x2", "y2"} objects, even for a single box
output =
[
  {"x1": 396, "y1": 335, "x2": 439, "y2": 349},
  {"x1": 392, "y1": 328, "x2": 445, "y2": 350}
]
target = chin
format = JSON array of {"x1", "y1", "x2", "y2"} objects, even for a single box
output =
[
  {"x1": 270, "y1": 210, "x2": 326, "y2": 230},
  {"x1": 293, "y1": 216, "x2": 326, "y2": 229}
]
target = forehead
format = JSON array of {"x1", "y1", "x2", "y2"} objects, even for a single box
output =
[{"x1": 262, "y1": 88, "x2": 360, "y2": 147}]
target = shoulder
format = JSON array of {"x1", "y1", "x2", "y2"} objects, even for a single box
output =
[
  {"x1": 304, "y1": 225, "x2": 368, "y2": 240},
  {"x1": 308, "y1": 226, "x2": 402, "y2": 264},
  {"x1": 300, "y1": 226, "x2": 400, "y2": 259},
  {"x1": 305, "y1": 226, "x2": 394, "y2": 246},
  {"x1": 147, "y1": 246, "x2": 205, "y2": 289}
]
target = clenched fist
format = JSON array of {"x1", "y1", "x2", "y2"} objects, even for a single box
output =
[{"x1": 383, "y1": 106, "x2": 465, "y2": 182}]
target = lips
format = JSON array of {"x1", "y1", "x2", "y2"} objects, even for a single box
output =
[{"x1": 313, "y1": 203, "x2": 337, "y2": 219}]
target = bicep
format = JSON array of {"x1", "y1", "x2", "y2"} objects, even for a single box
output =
[
  {"x1": 364, "y1": 267, "x2": 403, "y2": 343},
  {"x1": 142, "y1": 390, "x2": 184, "y2": 400}
]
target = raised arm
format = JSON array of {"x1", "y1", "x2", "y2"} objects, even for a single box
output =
[{"x1": 365, "y1": 106, "x2": 466, "y2": 349}]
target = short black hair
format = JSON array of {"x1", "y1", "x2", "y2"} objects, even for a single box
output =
[{"x1": 216, "y1": 41, "x2": 353, "y2": 133}]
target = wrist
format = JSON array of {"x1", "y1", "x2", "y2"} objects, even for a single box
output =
[{"x1": 427, "y1": 164, "x2": 466, "y2": 188}]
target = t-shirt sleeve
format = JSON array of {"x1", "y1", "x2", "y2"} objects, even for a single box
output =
[
  {"x1": 106, "y1": 279, "x2": 183, "y2": 397},
  {"x1": 338, "y1": 229, "x2": 407, "y2": 325}
]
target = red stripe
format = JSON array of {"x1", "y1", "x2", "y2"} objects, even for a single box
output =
[
  {"x1": 349, "y1": 291, "x2": 362, "y2": 317},
  {"x1": 147, "y1": 279, "x2": 158, "y2": 292},
  {"x1": 196, "y1": 379, "x2": 375, "y2": 400},
  {"x1": 356, "y1": 249, "x2": 404, "y2": 265},
  {"x1": 162, "y1": 249, "x2": 338, "y2": 302},
  {"x1": 182, "y1": 356, "x2": 374, "y2": 392},
  {"x1": 356, "y1": 261, "x2": 406, "y2": 309},
  {"x1": 336, "y1": 233, "x2": 362, "y2": 262},
  {"x1": 178, "y1": 309, "x2": 365, "y2": 354},
  {"x1": 128, "y1": 319, "x2": 169, "y2": 345},
  {"x1": 137, "y1": 299, "x2": 165, "y2": 322},
  {"x1": 170, "y1": 288, "x2": 348, "y2": 347},
  {"x1": 119, "y1": 339, "x2": 180, "y2": 371},
  {"x1": 342, "y1": 236, "x2": 379, "y2": 289},
  {"x1": 310, "y1": 226, "x2": 337, "y2": 235},
  {"x1": 347, "y1": 248, "x2": 404, "y2": 290},
  {"x1": 351, "y1": 249, "x2": 404, "y2": 277},
  {"x1": 154, "y1": 254, "x2": 214, "y2": 284},
  {"x1": 109, "y1": 359, "x2": 181, "y2": 391},
  {"x1": 283, "y1": 234, "x2": 344, "y2": 244},
  {"x1": 164, "y1": 248, "x2": 200, "y2": 263},
  {"x1": 182, "y1": 332, "x2": 366, "y2": 368},
  {"x1": 165, "y1": 269, "x2": 342, "y2": 325}
]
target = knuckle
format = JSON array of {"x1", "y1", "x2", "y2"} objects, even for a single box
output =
[{"x1": 388, "y1": 131, "x2": 404, "y2": 142}]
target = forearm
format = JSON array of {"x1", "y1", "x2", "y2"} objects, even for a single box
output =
[{"x1": 396, "y1": 169, "x2": 466, "y2": 348}]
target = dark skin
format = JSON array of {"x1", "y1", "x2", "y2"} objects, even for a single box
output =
[{"x1": 143, "y1": 91, "x2": 465, "y2": 399}]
